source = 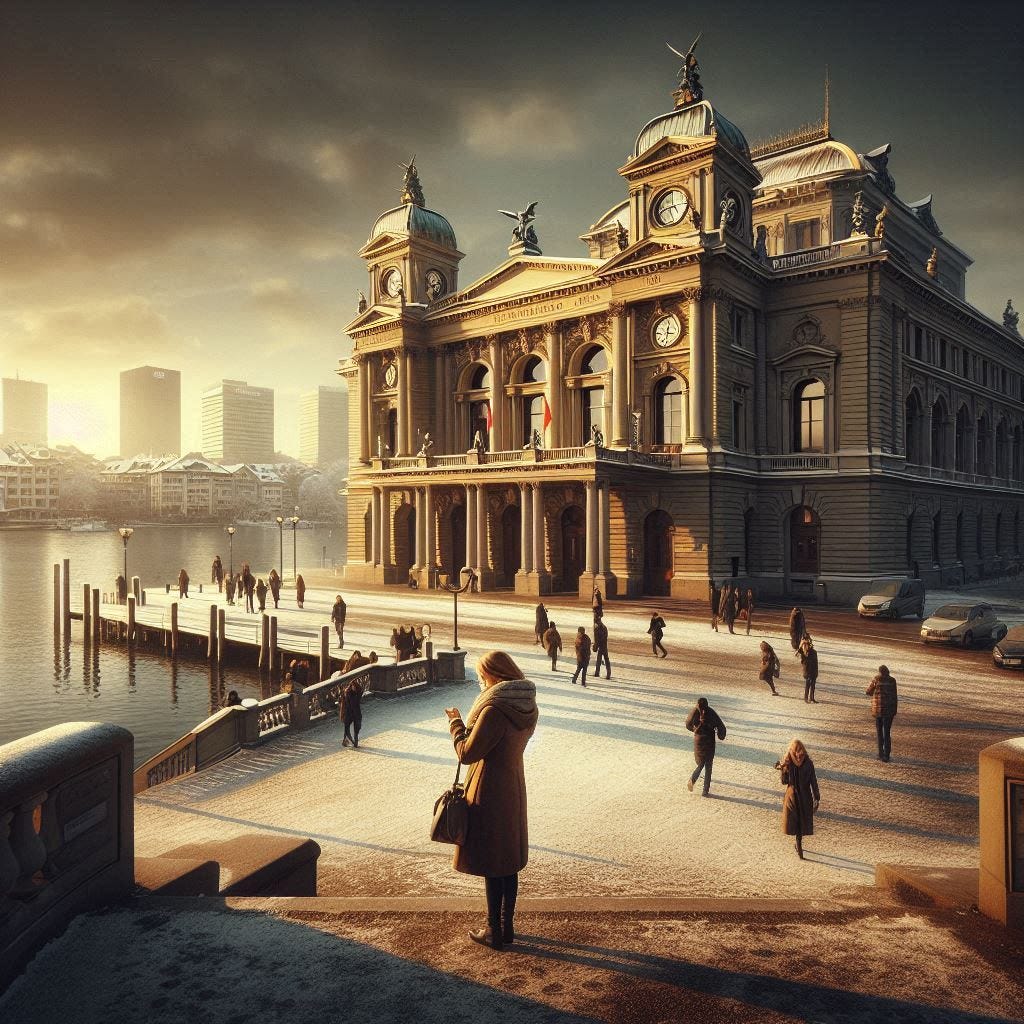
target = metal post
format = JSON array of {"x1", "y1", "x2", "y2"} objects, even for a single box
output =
[
  {"x1": 53, "y1": 563, "x2": 60, "y2": 633},
  {"x1": 217, "y1": 608, "x2": 226, "y2": 664},
  {"x1": 319, "y1": 625, "x2": 330, "y2": 681},
  {"x1": 452, "y1": 589, "x2": 459, "y2": 650},
  {"x1": 292, "y1": 522, "x2": 298, "y2": 580},
  {"x1": 62, "y1": 557, "x2": 71, "y2": 638},
  {"x1": 127, "y1": 594, "x2": 136, "y2": 642},
  {"x1": 83, "y1": 583, "x2": 91, "y2": 640},
  {"x1": 208, "y1": 604, "x2": 217, "y2": 660},
  {"x1": 91, "y1": 588, "x2": 100, "y2": 642},
  {"x1": 170, "y1": 601, "x2": 179, "y2": 655}
]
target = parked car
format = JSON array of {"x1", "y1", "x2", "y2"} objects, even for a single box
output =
[
  {"x1": 920, "y1": 602, "x2": 1007, "y2": 647},
  {"x1": 993, "y1": 625, "x2": 1024, "y2": 668},
  {"x1": 858, "y1": 578, "x2": 926, "y2": 619}
]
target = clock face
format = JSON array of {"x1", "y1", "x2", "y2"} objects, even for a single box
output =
[
  {"x1": 653, "y1": 314, "x2": 682, "y2": 348},
  {"x1": 382, "y1": 268, "x2": 403, "y2": 298},
  {"x1": 653, "y1": 189, "x2": 689, "y2": 227},
  {"x1": 425, "y1": 269, "x2": 446, "y2": 301},
  {"x1": 384, "y1": 363, "x2": 398, "y2": 389}
]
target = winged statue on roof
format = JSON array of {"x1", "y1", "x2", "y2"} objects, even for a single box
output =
[
  {"x1": 667, "y1": 33, "x2": 703, "y2": 104},
  {"x1": 499, "y1": 201, "x2": 539, "y2": 245}
]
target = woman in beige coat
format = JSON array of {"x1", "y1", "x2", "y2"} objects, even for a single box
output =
[{"x1": 445, "y1": 651, "x2": 539, "y2": 951}]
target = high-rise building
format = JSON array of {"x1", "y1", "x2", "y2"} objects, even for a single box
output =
[
  {"x1": 1, "y1": 377, "x2": 48, "y2": 446},
  {"x1": 298, "y1": 385, "x2": 349, "y2": 468},
  {"x1": 119, "y1": 366, "x2": 181, "y2": 456},
  {"x1": 201, "y1": 380, "x2": 275, "y2": 463}
]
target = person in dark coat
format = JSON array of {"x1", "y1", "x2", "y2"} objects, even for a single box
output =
[
  {"x1": 759, "y1": 640, "x2": 780, "y2": 695},
  {"x1": 225, "y1": 572, "x2": 237, "y2": 605},
  {"x1": 331, "y1": 594, "x2": 347, "y2": 648},
  {"x1": 178, "y1": 568, "x2": 189, "y2": 599},
  {"x1": 445, "y1": 651, "x2": 539, "y2": 951},
  {"x1": 709, "y1": 579, "x2": 720, "y2": 631},
  {"x1": 268, "y1": 568, "x2": 281, "y2": 609},
  {"x1": 542, "y1": 622, "x2": 562, "y2": 670},
  {"x1": 212, "y1": 555, "x2": 223, "y2": 591},
  {"x1": 798, "y1": 635, "x2": 818, "y2": 702},
  {"x1": 116, "y1": 574, "x2": 128, "y2": 604},
  {"x1": 647, "y1": 612, "x2": 667, "y2": 657},
  {"x1": 295, "y1": 574, "x2": 306, "y2": 609},
  {"x1": 744, "y1": 587, "x2": 755, "y2": 636},
  {"x1": 866, "y1": 665, "x2": 898, "y2": 762},
  {"x1": 775, "y1": 738, "x2": 820, "y2": 859},
  {"x1": 256, "y1": 577, "x2": 268, "y2": 613},
  {"x1": 722, "y1": 585, "x2": 737, "y2": 634},
  {"x1": 534, "y1": 603, "x2": 549, "y2": 645},
  {"x1": 224, "y1": 689, "x2": 242, "y2": 707},
  {"x1": 592, "y1": 588, "x2": 604, "y2": 624},
  {"x1": 340, "y1": 677, "x2": 365, "y2": 748},
  {"x1": 342, "y1": 649, "x2": 370, "y2": 673},
  {"x1": 571, "y1": 627, "x2": 591, "y2": 687},
  {"x1": 242, "y1": 566, "x2": 256, "y2": 614},
  {"x1": 718, "y1": 585, "x2": 730, "y2": 631},
  {"x1": 593, "y1": 619, "x2": 611, "y2": 679},
  {"x1": 685, "y1": 697, "x2": 727, "y2": 797},
  {"x1": 788, "y1": 607, "x2": 806, "y2": 653}
]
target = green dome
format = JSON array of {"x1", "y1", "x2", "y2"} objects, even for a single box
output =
[
  {"x1": 368, "y1": 204, "x2": 457, "y2": 249},
  {"x1": 635, "y1": 100, "x2": 750, "y2": 159}
]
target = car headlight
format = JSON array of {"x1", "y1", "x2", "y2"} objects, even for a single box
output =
[
  {"x1": 994, "y1": 646, "x2": 1003, "y2": 657},
  {"x1": 879, "y1": 601, "x2": 891, "y2": 610}
]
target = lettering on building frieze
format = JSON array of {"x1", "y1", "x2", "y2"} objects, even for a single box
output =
[{"x1": 493, "y1": 300, "x2": 565, "y2": 325}]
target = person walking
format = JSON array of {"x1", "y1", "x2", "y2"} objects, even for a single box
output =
[
  {"x1": 723, "y1": 584, "x2": 737, "y2": 635},
  {"x1": 256, "y1": 577, "x2": 268, "y2": 613},
  {"x1": 759, "y1": 640, "x2": 780, "y2": 695},
  {"x1": 798, "y1": 634, "x2": 818, "y2": 702},
  {"x1": 744, "y1": 587, "x2": 755, "y2": 636},
  {"x1": 571, "y1": 627, "x2": 591, "y2": 687},
  {"x1": 647, "y1": 611, "x2": 667, "y2": 658},
  {"x1": 340, "y1": 676, "x2": 365, "y2": 748},
  {"x1": 788, "y1": 607, "x2": 806, "y2": 654},
  {"x1": 865, "y1": 664, "x2": 898, "y2": 762},
  {"x1": 295, "y1": 573, "x2": 306, "y2": 609},
  {"x1": 116, "y1": 574, "x2": 128, "y2": 605},
  {"x1": 268, "y1": 568, "x2": 281, "y2": 609},
  {"x1": 444, "y1": 651, "x2": 539, "y2": 951},
  {"x1": 331, "y1": 594, "x2": 347, "y2": 649},
  {"x1": 542, "y1": 621, "x2": 562, "y2": 670},
  {"x1": 592, "y1": 588, "x2": 604, "y2": 624},
  {"x1": 212, "y1": 555, "x2": 224, "y2": 592},
  {"x1": 534, "y1": 603, "x2": 549, "y2": 645},
  {"x1": 177, "y1": 568, "x2": 190, "y2": 599},
  {"x1": 717, "y1": 585, "x2": 730, "y2": 633},
  {"x1": 775, "y1": 738, "x2": 820, "y2": 859},
  {"x1": 225, "y1": 571, "x2": 237, "y2": 606},
  {"x1": 593, "y1": 618, "x2": 611, "y2": 680},
  {"x1": 709, "y1": 579, "x2": 720, "y2": 632},
  {"x1": 685, "y1": 697, "x2": 727, "y2": 797},
  {"x1": 242, "y1": 566, "x2": 256, "y2": 614}
]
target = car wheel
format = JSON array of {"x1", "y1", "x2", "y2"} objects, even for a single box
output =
[{"x1": 962, "y1": 630, "x2": 974, "y2": 649}]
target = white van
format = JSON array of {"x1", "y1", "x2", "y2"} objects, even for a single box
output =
[{"x1": 857, "y1": 578, "x2": 926, "y2": 619}]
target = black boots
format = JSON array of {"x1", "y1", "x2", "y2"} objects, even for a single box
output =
[
  {"x1": 502, "y1": 917, "x2": 515, "y2": 945},
  {"x1": 469, "y1": 923, "x2": 504, "y2": 950}
]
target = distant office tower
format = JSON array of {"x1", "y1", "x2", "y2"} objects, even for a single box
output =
[
  {"x1": 298, "y1": 385, "x2": 348, "y2": 468},
  {"x1": 119, "y1": 366, "x2": 181, "y2": 456},
  {"x1": 1, "y1": 377, "x2": 48, "y2": 446},
  {"x1": 201, "y1": 380, "x2": 275, "y2": 463}
]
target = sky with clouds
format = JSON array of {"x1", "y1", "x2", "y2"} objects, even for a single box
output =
[{"x1": 1, "y1": 0, "x2": 1022, "y2": 458}]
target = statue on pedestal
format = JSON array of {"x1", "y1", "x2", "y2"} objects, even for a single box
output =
[
  {"x1": 667, "y1": 34, "x2": 703, "y2": 106},
  {"x1": 357, "y1": 290, "x2": 367, "y2": 313},
  {"x1": 417, "y1": 433, "x2": 434, "y2": 457},
  {"x1": 1004, "y1": 300, "x2": 1019, "y2": 333}
]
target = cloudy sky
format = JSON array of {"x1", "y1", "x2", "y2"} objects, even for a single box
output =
[{"x1": 2, "y1": 0, "x2": 1022, "y2": 458}]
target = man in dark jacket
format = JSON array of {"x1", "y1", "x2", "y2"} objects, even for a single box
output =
[
  {"x1": 225, "y1": 572, "x2": 237, "y2": 605},
  {"x1": 685, "y1": 697, "x2": 727, "y2": 797},
  {"x1": 709, "y1": 579, "x2": 720, "y2": 632},
  {"x1": 723, "y1": 585, "x2": 737, "y2": 634},
  {"x1": 571, "y1": 627, "x2": 592, "y2": 687},
  {"x1": 799, "y1": 635, "x2": 818, "y2": 702},
  {"x1": 866, "y1": 665, "x2": 898, "y2": 761},
  {"x1": 593, "y1": 619, "x2": 611, "y2": 679},
  {"x1": 331, "y1": 594, "x2": 347, "y2": 648},
  {"x1": 542, "y1": 622, "x2": 562, "y2": 670},
  {"x1": 534, "y1": 603, "x2": 549, "y2": 645},
  {"x1": 647, "y1": 612, "x2": 667, "y2": 657},
  {"x1": 341, "y1": 677, "x2": 365, "y2": 748}
]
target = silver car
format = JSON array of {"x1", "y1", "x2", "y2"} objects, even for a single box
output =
[
  {"x1": 993, "y1": 625, "x2": 1024, "y2": 668},
  {"x1": 920, "y1": 602, "x2": 1007, "y2": 647}
]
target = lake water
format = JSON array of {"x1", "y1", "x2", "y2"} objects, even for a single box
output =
[{"x1": 0, "y1": 524, "x2": 346, "y2": 766}]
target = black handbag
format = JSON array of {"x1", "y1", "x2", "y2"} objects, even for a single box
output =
[{"x1": 430, "y1": 758, "x2": 469, "y2": 845}]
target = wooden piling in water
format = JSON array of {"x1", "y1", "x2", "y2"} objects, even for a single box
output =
[
  {"x1": 259, "y1": 614, "x2": 270, "y2": 669},
  {"x1": 170, "y1": 602, "x2": 179, "y2": 655},
  {"x1": 319, "y1": 625, "x2": 330, "y2": 681},
  {"x1": 53, "y1": 564, "x2": 60, "y2": 633},
  {"x1": 82, "y1": 583, "x2": 91, "y2": 640},
  {"x1": 217, "y1": 608, "x2": 226, "y2": 664},
  {"x1": 127, "y1": 595, "x2": 136, "y2": 641},
  {"x1": 208, "y1": 605, "x2": 217, "y2": 660},
  {"x1": 92, "y1": 588, "x2": 100, "y2": 641},
  {"x1": 269, "y1": 616, "x2": 278, "y2": 676},
  {"x1": 62, "y1": 558, "x2": 71, "y2": 638},
  {"x1": 131, "y1": 576, "x2": 141, "y2": 603}
]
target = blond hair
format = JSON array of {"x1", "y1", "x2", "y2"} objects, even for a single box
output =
[
  {"x1": 476, "y1": 650, "x2": 525, "y2": 683},
  {"x1": 784, "y1": 738, "x2": 808, "y2": 766}
]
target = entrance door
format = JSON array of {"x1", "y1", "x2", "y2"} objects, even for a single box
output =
[
  {"x1": 405, "y1": 507, "x2": 416, "y2": 573},
  {"x1": 560, "y1": 505, "x2": 585, "y2": 590},
  {"x1": 450, "y1": 504, "x2": 466, "y2": 577},
  {"x1": 501, "y1": 504, "x2": 521, "y2": 586},
  {"x1": 643, "y1": 509, "x2": 674, "y2": 596},
  {"x1": 789, "y1": 506, "x2": 820, "y2": 574}
]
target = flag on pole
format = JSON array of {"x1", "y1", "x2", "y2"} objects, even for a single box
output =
[
  {"x1": 542, "y1": 395, "x2": 552, "y2": 433},
  {"x1": 485, "y1": 401, "x2": 493, "y2": 431}
]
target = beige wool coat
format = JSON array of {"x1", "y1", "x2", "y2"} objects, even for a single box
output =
[{"x1": 449, "y1": 687, "x2": 538, "y2": 877}]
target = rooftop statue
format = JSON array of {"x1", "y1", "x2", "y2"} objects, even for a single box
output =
[
  {"x1": 499, "y1": 201, "x2": 539, "y2": 245},
  {"x1": 668, "y1": 33, "x2": 703, "y2": 106},
  {"x1": 1004, "y1": 300, "x2": 1019, "y2": 333},
  {"x1": 874, "y1": 204, "x2": 889, "y2": 240},
  {"x1": 357, "y1": 290, "x2": 367, "y2": 313},
  {"x1": 850, "y1": 192, "x2": 867, "y2": 236},
  {"x1": 926, "y1": 248, "x2": 939, "y2": 279},
  {"x1": 399, "y1": 156, "x2": 425, "y2": 208}
]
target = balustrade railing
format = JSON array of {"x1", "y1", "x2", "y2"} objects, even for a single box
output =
[
  {"x1": 770, "y1": 244, "x2": 843, "y2": 271},
  {"x1": 258, "y1": 693, "x2": 293, "y2": 736},
  {"x1": 762, "y1": 454, "x2": 838, "y2": 471}
]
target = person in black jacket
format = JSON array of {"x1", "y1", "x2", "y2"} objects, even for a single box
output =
[
  {"x1": 685, "y1": 698, "x2": 727, "y2": 797},
  {"x1": 593, "y1": 619, "x2": 611, "y2": 679},
  {"x1": 647, "y1": 612, "x2": 667, "y2": 657},
  {"x1": 798, "y1": 635, "x2": 818, "y2": 702},
  {"x1": 341, "y1": 677, "x2": 366, "y2": 748},
  {"x1": 788, "y1": 607, "x2": 806, "y2": 654},
  {"x1": 534, "y1": 603, "x2": 549, "y2": 645},
  {"x1": 722, "y1": 585, "x2": 737, "y2": 634}
]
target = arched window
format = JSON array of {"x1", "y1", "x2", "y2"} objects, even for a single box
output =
[
  {"x1": 995, "y1": 419, "x2": 1009, "y2": 477},
  {"x1": 581, "y1": 386, "x2": 605, "y2": 443},
  {"x1": 654, "y1": 377, "x2": 685, "y2": 445},
  {"x1": 976, "y1": 414, "x2": 991, "y2": 474},
  {"x1": 521, "y1": 356, "x2": 546, "y2": 383},
  {"x1": 461, "y1": 362, "x2": 492, "y2": 450},
  {"x1": 955, "y1": 405, "x2": 970, "y2": 472},
  {"x1": 512, "y1": 356, "x2": 547, "y2": 447},
  {"x1": 523, "y1": 394, "x2": 545, "y2": 446},
  {"x1": 580, "y1": 346, "x2": 608, "y2": 374},
  {"x1": 469, "y1": 401, "x2": 490, "y2": 449},
  {"x1": 905, "y1": 392, "x2": 922, "y2": 464},
  {"x1": 793, "y1": 379, "x2": 825, "y2": 453},
  {"x1": 930, "y1": 399, "x2": 947, "y2": 468},
  {"x1": 470, "y1": 364, "x2": 491, "y2": 390}
]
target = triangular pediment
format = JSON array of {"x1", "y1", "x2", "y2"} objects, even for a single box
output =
[
  {"x1": 434, "y1": 255, "x2": 601, "y2": 310},
  {"x1": 344, "y1": 304, "x2": 402, "y2": 334},
  {"x1": 619, "y1": 135, "x2": 715, "y2": 177},
  {"x1": 596, "y1": 236, "x2": 696, "y2": 277}
]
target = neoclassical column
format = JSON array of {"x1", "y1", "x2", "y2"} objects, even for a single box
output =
[
  {"x1": 584, "y1": 481, "x2": 598, "y2": 575},
  {"x1": 358, "y1": 357, "x2": 370, "y2": 464},
  {"x1": 395, "y1": 349, "x2": 410, "y2": 454},
  {"x1": 379, "y1": 488, "x2": 390, "y2": 568},
  {"x1": 412, "y1": 488, "x2": 423, "y2": 571},
  {"x1": 532, "y1": 484, "x2": 545, "y2": 576},
  {"x1": 465, "y1": 485, "x2": 477, "y2": 572},
  {"x1": 754, "y1": 310, "x2": 768, "y2": 454},
  {"x1": 689, "y1": 294, "x2": 707, "y2": 441},
  {"x1": 597, "y1": 481, "x2": 609, "y2": 576},
  {"x1": 424, "y1": 485, "x2": 436, "y2": 578},
  {"x1": 365, "y1": 357, "x2": 377, "y2": 459},
  {"x1": 520, "y1": 483, "x2": 533, "y2": 573},
  {"x1": 488, "y1": 335, "x2": 504, "y2": 452},
  {"x1": 475, "y1": 485, "x2": 488, "y2": 574},
  {"x1": 610, "y1": 303, "x2": 628, "y2": 446},
  {"x1": 545, "y1": 322, "x2": 562, "y2": 449},
  {"x1": 370, "y1": 487, "x2": 381, "y2": 565}
]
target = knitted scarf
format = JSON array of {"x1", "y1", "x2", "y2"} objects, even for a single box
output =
[{"x1": 465, "y1": 677, "x2": 537, "y2": 729}]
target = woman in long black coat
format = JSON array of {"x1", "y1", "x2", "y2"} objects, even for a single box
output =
[
  {"x1": 534, "y1": 603, "x2": 549, "y2": 645},
  {"x1": 758, "y1": 641, "x2": 780, "y2": 695},
  {"x1": 788, "y1": 607, "x2": 806, "y2": 652},
  {"x1": 798, "y1": 635, "x2": 819, "y2": 702},
  {"x1": 776, "y1": 738, "x2": 820, "y2": 859}
]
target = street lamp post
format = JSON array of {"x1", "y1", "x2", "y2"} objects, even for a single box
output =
[
  {"x1": 276, "y1": 516, "x2": 284, "y2": 579},
  {"x1": 118, "y1": 526, "x2": 134, "y2": 602},
  {"x1": 226, "y1": 525, "x2": 236, "y2": 577},
  {"x1": 289, "y1": 511, "x2": 300, "y2": 580},
  {"x1": 436, "y1": 569, "x2": 476, "y2": 651}
]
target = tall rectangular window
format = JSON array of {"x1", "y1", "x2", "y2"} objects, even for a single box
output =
[
  {"x1": 939, "y1": 338, "x2": 947, "y2": 369},
  {"x1": 792, "y1": 219, "x2": 821, "y2": 249},
  {"x1": 732, "y1": 400, "x2": 745, "y2": 450}
]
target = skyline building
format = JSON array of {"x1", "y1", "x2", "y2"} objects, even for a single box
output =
[
  {"x1": 119, "y1": 365, "x2": 181, "y2": 457},
  {"x1": 200, "y1": 379, "x2": 275, "y2": 463},
  {"x1": 1, "y1": 377, "x2": 48, "y2": 447},
  {"x1": 299, "y1": 385, "x2": 349, "y2": 468}
]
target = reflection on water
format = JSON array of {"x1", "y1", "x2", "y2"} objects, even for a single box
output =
[{"x1": 0, "y1": 524, "x2": 344, "y2": 766}]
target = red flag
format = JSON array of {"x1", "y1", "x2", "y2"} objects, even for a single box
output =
[
  {"x1": 485, "y1": 402, "x2": 493, "y2": 430},
  {"x1": 542, "y1": 395, "x2": 552, "y2": 433}
]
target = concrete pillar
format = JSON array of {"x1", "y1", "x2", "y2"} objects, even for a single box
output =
[
  {"x1": 610, "y1": 303, "x2": 628, "y2": 445},
  {"x1": 127, "y1": 595, "x2": 136, "y2": 642},
  {"x1": 488, "y1": 335, "x2": 504, "y2": 452},
  {"x1": 397, "y1": 348, "x2": 410, "y2": 455},
  {"x1": 424, "y1": 485, "x2": 436, "y2": 581},
  {"x1": 82, "y1": 583, "x2": 91, "y2": 640},
  {"x1": 62, "y1": 558, "x2": 71, "y2": 638},
  {"x1": 689, "y1": 296, "x2": 706, "y2": 441},
  {"x1": 597, "y1": 482, "x2": 608, "y2": 576},
  {"x1": 370, "y1": 487, "x2": 381, "y2": 564},
  {"x1": 269, "y1": 616, "x2": 279, "y2": 677},
  {"x1": 358, "y1": 357, "x2": 370, "y2": 464},
  {"x1": 520, "y1": 484, "x2": 533, "y2": 574},
  {"x1": 475, "y1": 485, "x2": 488, "y2": 576},
  {"x1": 131, "y1": 576, "x2": 140, "y2": 603},
  {"x1": 207, "y1": 604, "x2": 217, "y2": 659},
  {"x1": 91, "y1": 588, "x2": 100, "y2": 642},
  {"x1": 319, "y1": 625, "x2": 330, "y2": 681},
  {"x1": 217, "y1": 608, "x2": 226, "y2": 664},
  {"x1": 52, "y1": 564, "x2": 60, "y2": 633},
  {"x1": 170, "y1": 601, "x2": 179, "y2": 655},
  {"x1": 545, "y1": 323, "x2": 561, "y2": 449},
  {"x1": 585, "y1": 481, "x2": 598, "y2": 575},
  {"x1": 532, "y1": 484, "x2": 546, "y2": 578}
]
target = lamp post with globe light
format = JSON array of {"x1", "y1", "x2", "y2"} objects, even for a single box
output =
[
  {"x1": 226, "y1": 525, "x2": 236, "y2": 577},
  {"x1": 289, "y1": 510, "x2": 300, "y2": 580},
  {"x1": 118, "y1": 526, "x2": 134, "y2": 601},
  {"x1": 276, "y1": 516, "x2": 284, "y2": 579}
]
